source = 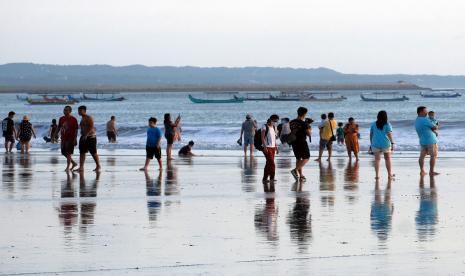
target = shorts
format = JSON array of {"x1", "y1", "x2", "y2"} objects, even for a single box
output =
[
  {"x1": 107, "y1": 131, "x2": 116, "y2": 142},
  {"x1": 337, "y1": 137, "x2": 344, "y2": 143},
  {"x1": 421, "y1": 144, "x2": 438, "y2": 157},
  {"x1": 165, "y1": 134, "x2": 174, "y2": 145},
  {"x1": 146, "y1": 146, "x2": 162, "y2": 160},
  {"x1": 372, "y1": 147, "x2": 391, "y2": 154},
  {"x1": 79, "y1": 136, "x2": 97, "y2": 155},
  {"x1": 4, "y1": 135, "x2": 15, "y2": 144},
  {"x1": 243, "y1": 135, "x2": 254, "y2": 146},
  {"x1": 319, "y1": 139, "x2": 333, "y2": 150},
  {"x1": 292, "y1": 140, "x2": 310, "y2": 160},
  {"x1": 61, "y1": 140, "x2": 75, "y2": 156},
  {"x1": 19, "y1": 136, "x2": 31, "y2": 143}
]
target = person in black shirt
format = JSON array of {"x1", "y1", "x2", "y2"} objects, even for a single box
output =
[
  {"x1": 289, "y1": 107, "x2": 312, "y2": 182},
  {"x1": 179, "y1": 140, "x2": 195, "y2": 156},
  {"x1": 2, "y1": 111, "x2": 17, "y2": 153}
]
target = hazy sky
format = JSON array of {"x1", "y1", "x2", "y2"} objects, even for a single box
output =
[{"x1": 1, "y1": 0, "x2": 465, "y2": 74}]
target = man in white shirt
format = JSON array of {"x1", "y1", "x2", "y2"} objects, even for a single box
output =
[{"x1": 261, "y1": 114, "x2": 279, "y2": 183}]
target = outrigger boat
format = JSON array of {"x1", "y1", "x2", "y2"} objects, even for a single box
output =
[
  {"x1": 360, "y1": 92, "x2": 409, "y2": 102},
  {"x1": 244, "y1": 92, "x2": 272, "y2": 101},
  {"x1": 27, "y1": 95, "x2": 78, "y2": 105},
  {"x1": 420, "y1": 91, "x2": 462, "y2": 98},
  {"x1": 188, "y1": 94, "x2": 244, "y2": 104},
  {"x1": 81, "y1": 93, "x2": 126, "y2": 101},
  {"x1": 303, "y1": 92, "x2": 347, "y2": 102},
  {"x1": 270, "y1": 91, "x2": 347, "y2": 102}
]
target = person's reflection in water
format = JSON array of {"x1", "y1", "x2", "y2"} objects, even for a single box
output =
[
  {"x1": 319, "y1": 161, "x2": 336, "y2": 208},
  {"x1": 240, "y1": 156, "x2": 257, "y2": 192},
  {"x1": 18, "y1": 154, "x2": 32, "y2": 190},
  {"x1": 415, "y1": 175, "x2": 438, "y2": 242},
  {"x1": 165, "y1": 159, "x2": 179, "y2": 199},
  {"x1": 145, "y1": 170, "x2": 163, "y2": 223},
  {"x1": 58, "y1": 171, "x2": 78, "y2": 235},
  {"x1": 344, "y1": 160, "x2": 360, "y2": 204},
  {"x1": 254, "y1": 182, "x2": 279, "y2": 243},
  {"x1": 79, "y1": 171, "x2": 99, "y2": 234},
  {"x1": 370, "y1": 179, "x2": 393, "y2": 245},
  {"x1": 2, "y1": 155, "x2": 15, "y2": 196},
  {"x1": 288, "y1": 182, "x2": 312, "y2": 252},
  {"x1": 106, "y1": 156, "x2": 116, "y2": 167}
]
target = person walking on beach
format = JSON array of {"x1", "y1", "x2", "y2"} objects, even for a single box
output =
[
  {"x1": 239, "y1": 114, "x2": 258, "y2": 157},
  {"x1": 2, "y1": 111, "x2": 17, "y2": 153},
  {"x1": 56, "y1": 106, "x2": 79, "y2": 171},
  {"x1": 75, "y1": 106, "x2": 101, "y2": 172},
  {"x1": 46, "y1": 119, "x2": 59, "y2": 143},
  {"x1": 290, "y1": 107, "x2": 312, "y2": 182},
  {"x1": 315, "y1": 112, "x2": 337, "y2": 162},
  {"x1": 370, "y1": 111, "x2": 394, "y2": 179},
  {"x1": 344, "y1": 117, "x2": 360, "y2": 161},
  {"x1": 16, "y1": 115, "x2": 36, "y2": 154},
  {"x1": 261, "y1": 115, "x2": 279, "y2": 183},
  {"x1": 336, "y1": 122, "x2": 345, "y2": 145},
  {"x1": 140, "y1": 117, "x2": 163, "y2": 171},
  {"x1": 106, "y1": 116, "x2": 118, "y2": 143},
  {"x1": 415, "y1": 106, "x2": 439, "y2": 176},
  {"x1": 179, "y1": 140, "x2": 195, "y2": 156},
  {"x1": 164, "y1": 113, "x2": 181, "y2": 160}
]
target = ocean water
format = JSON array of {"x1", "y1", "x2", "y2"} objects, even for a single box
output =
[{"x1": 1, "y1": 91, "x2": 464, "y2": 151}]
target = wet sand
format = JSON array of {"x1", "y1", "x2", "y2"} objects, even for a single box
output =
[{"x1": 1, "y1": 150, "x2": 465, "y2": 275}]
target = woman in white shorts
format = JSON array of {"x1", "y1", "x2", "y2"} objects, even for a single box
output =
[{"x1": 370, "y1": 111, "x2": 395, "y2": 179}]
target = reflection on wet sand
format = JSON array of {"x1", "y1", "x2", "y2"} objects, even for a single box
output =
[
  {"x1": 165, "y1": 159, "x2": 179, "y2": 196},
  {"x1": 240, "y1": 157, "x2": 257, "y2": 192},
  {"x1": 344, "y1": 160, "x2": 360, "y2": 204},
  {"x1": 106, "y1": 156, "x2": 116, "y2": 167},
  {"x1": 145, "y1": 170, "x2": 163, "y2": 223},
  {"x1": 57, "y1": 171, "x2": 99, "y2": 237},
  {"x1": 18, "y1": 155, "x2": 33, "y2": 190},
  {"x1": 370, "y1": 179, "x2": 393, "y2": 244},
  {"x1": 2, "y1": 155, "x2": 15, "y2": 196},
  {"x1": 254, "y1": 182, "x2": 278, "y2": 243},
  {"x1": 319, "y1": 161, "x2": 335, "y2": 208},
  {"x1": 288, "y1": 182, "x2": 312, "y2": 251},
  {"x1": 416, "y1": 176, "x2": 438, "y2": 242}
]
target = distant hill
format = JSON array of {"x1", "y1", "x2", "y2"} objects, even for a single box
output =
[{"x1": 0, "y1": 63, "x2": 464, "y2": 92}]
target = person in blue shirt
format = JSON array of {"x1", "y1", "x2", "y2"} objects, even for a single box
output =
[
  {"x1": 415, "y1": 106, "x2": 439, "y2": 176},
  {"x1": 370, "y1": 111, "x2": 395, "y2": 180},
  {"x1": 140, "y1": 117, "x2": 163, "y2": 171}
]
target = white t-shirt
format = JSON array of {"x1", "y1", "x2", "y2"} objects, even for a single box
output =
[{"x1": 262, "y1": 125, "x2": 277, "y2": 148}]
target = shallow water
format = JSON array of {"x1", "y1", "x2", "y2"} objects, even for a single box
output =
[
  {"x1": 1, "y1": 151, "x2": 465, "y2": 274},
  {"x1": 1, "y1": 91, "x2": 465, "y2": 151}
]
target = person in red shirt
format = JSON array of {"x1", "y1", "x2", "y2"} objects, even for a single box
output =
[{"x1": 56, "y1": 106, "x2": 79, "y2": 171}]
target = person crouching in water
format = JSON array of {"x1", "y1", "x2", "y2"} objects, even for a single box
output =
[
  {"x1": 140, "y1": 117, "x2": 162, "y2": 171},
  {"x1": 261, "y1": 115, "x2": 279, "y2": 183},
  {"x1": 179, "y1": 140, "x2": 195, "y2": 156}
]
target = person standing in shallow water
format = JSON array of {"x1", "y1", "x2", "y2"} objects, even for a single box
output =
[
  {"x1": 2, "y1": 111, "x2": 17, "y2": 153},
  {"x1": 344, "y1": 117, "x2": 360, "y2": 161},
  {"x1": 289, "y1": 107, "x2": 312, "y2": 182},
  {"x1": 261, "y1": 115, "x2": 279, "y2": 183},
  {"x1": 106, "y1": 116, "x2": 118, "y2": 143},
  {"x1": 17, "y1": 115, "x2": 36, "y2": 154},
  {"x1": 315, "y1": 112, "x2": 337, "y2": 162},
  {"x1": 239, "y1": 114, "x2": 257, "y2": 157},
  {"x1": 370, "y1": 111, "x2": 395, "y2": 179},
  {"x1": 415, "y1": 106, "x2": 439, "y2": 176},
  {"x1": 164, "y1": 113, "x2": 181, "y2": 160},
  {"x1": 140, "y1": 117, "x2": 163, "y2": 171},
  {"x1": 75, "y1": 106, "x2": 101, "y2": 172},
  {"x1": 56, "y1": 106, "x2": 79, "y2": 171}
]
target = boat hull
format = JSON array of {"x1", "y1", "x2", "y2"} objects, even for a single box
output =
[
  {"x1": 360, "y1": 95, "x2": 409, "y2": 102},
  {"x1": 189, "y1": 94, "x2": 244, "y2": 104}
]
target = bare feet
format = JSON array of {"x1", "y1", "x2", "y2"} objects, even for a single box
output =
[
  {"x1": 388, "y1": 174, "x2": 396, "y2": 179},
  {"x1": 70, "y1": 161, "x2": 78, "y2": 171},
  {"x1": 93, "y1": 166, "x2": 101, "y2": 172},
  {"x1": 139, "y1": 167, "x2": 148, "y2": 171},
  {"x1": 420, "y1": 170, "x2": 427, "y2": 176},
  {"x1": 314, "y1": 158, "x2": 321, "y2": 162},
  {"x1": 73, "y1": 167, "x2": 84, "y2": 172}
]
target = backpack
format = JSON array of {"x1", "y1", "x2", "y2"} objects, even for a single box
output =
[
  {"x1": 254, "y1": 125, "x2": 269, "y2": 151},
  {"x1": 2, "y1": 119, "x2": 8, "y2": 136}
]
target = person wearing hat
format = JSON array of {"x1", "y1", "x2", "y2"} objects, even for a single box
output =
[
  {"x1": 2, "y1": 111, "x2": 17, "y2": 153},
  {"x1": 16, "y1": 115, "x2": 36, "y2": 154},
  {"x1": 239, "y1": 114, "x2": 257, "y2": 157}
]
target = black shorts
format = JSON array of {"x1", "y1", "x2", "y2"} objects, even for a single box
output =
[
  {"x1": 292, "y1": 140, "x2": 310, "y2": 160},
  {"x1": 61, "y1": 140, "x2": 75, "y2": 156},
  {"x1": 319, "y1": 139, "x2": 333, "y2": 150},
  {"x1": 146, "y1": 146, "x2": 161, "y2": 160},
  {"x1": 107, "y1": 131, "x2": 116, "y2": 142},
  {"x1": 19, "y1": 136, "x2": 31, "y2": 143},
  {"x1": 165, "y1": 134, "x2": 174, "y2": 145},
  {"x1": 4, "y1": 135, "x2": 15, "y2": 144},
  {"x1": 79, "y1": 136, "x2": 97, "y2": 155}
]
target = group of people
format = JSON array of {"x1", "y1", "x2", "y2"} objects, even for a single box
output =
[{"x1": 238, "y1": 106, "x2": 440, "y2": 183}]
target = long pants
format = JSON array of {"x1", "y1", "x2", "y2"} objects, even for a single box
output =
[{"x1": 263, "y1": 147, "x2": 276, "y2": 180}]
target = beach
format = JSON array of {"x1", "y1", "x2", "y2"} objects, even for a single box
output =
[{"x1": 1, "y1": 149, "x2": 465, "y2": 274}]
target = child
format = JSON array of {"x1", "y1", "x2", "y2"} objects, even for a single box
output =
[
  {"x1": 178, "y1": 140, "x2": 195, "y2": 156},
  {"x1": 336, "y1": 122, "x2": 345, "y2": 145},
  {"x1": 428, "y1": 111, "x2": 439, "y2": 137},
  {"x1": 140, "y1": 117, "x2": 163, "y2": 171}
]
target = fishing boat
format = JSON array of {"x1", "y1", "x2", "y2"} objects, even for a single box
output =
[
  {"x1": 270, "y1": 91, "x2": 308, "y2": 101},
  {"x1": 360, "y1": 92, "x2": 409, "y2": 102},
  {"x1": 244, "y1": 92, "x2": 272, "y2": 101},
  {"x1": 420, "y1": 91, "x2": 462, "y2": 98},
  {"x1": 188, "y1": 94, "x2": 244, "y2": 104},
  {"x1": 81, "y1": 93, "x2": 126, "y2": 101},
  {"x1": 27, "y1": 96, "x2": 77, "y2": 105},
  {"x1": 16, "y1": 95, "x2": 30, "y2": 101},
  {"x1": 303, "y1": 92, "x2": 347, "y2": 102}
]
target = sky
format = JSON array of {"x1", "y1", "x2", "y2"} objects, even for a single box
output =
[{"x1": 1, "y1": 0, "x2": 465, "y2": 75}]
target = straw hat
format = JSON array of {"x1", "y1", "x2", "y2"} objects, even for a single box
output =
[{"x1": 23, "y1": 115, "x2": 29, "y2": 121}]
